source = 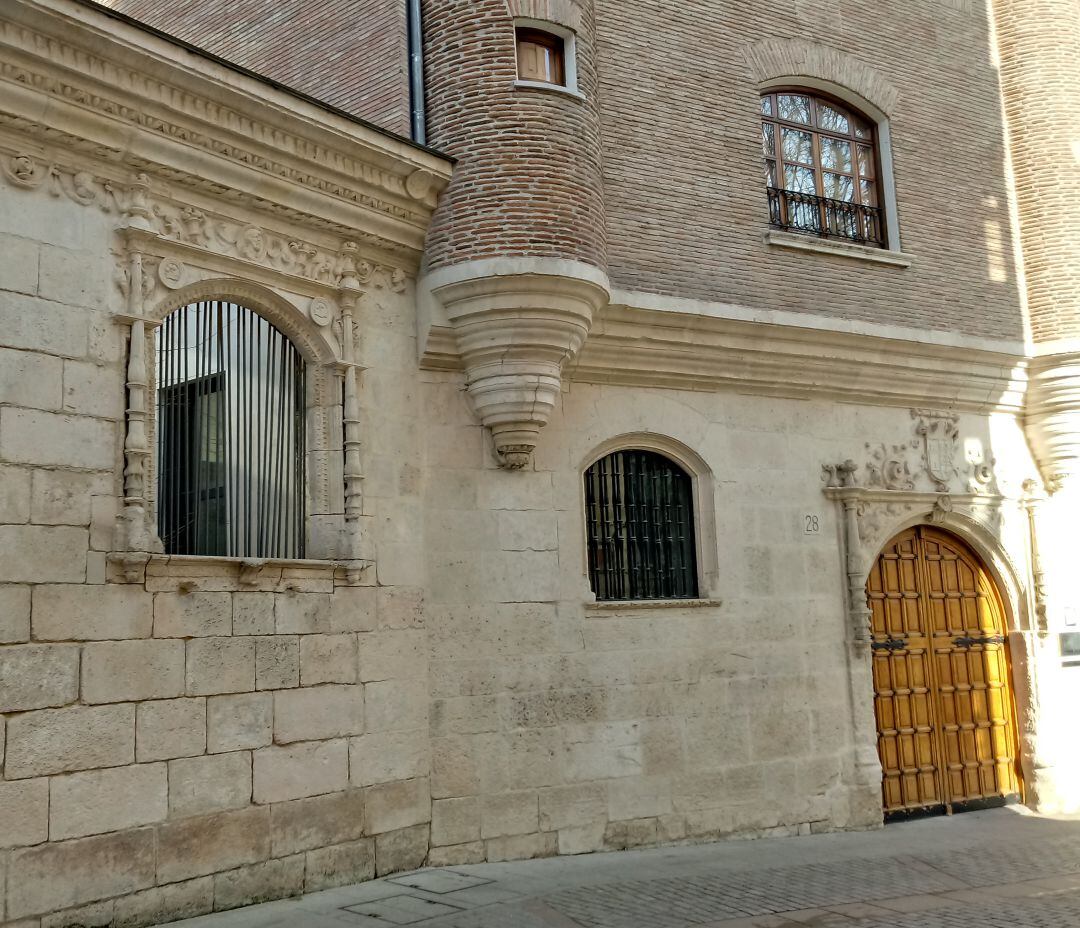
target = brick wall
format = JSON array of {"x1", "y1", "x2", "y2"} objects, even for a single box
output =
[
  {"x1": 98, "y1": 0, "x2": 411, "y2": 135},
  {"x1": 420, "y1": 0, "x2": 607, "y2": 271},
  {"x1": 992, "y1": 0, "x2": 1080, "y2": 344},
  {"x1": 593, "y1": 0, "x2": 1025, "y2": 340}
]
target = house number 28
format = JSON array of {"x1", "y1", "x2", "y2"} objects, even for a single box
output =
[{"x1": 804, "y1": 514, "x2": 821, "y2": 535}]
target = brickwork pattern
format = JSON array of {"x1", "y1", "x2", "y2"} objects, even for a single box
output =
[
  {"x1": 420, "y1": 0, "x2": 607, "y2": 271},
  {"x1": 992, "y1": 0, "x2": 1080, "y2": 344},
  {"x1": 99, "y1": 0, "x2": 411, "y2": 136},
  {"x1": 594, "y1": 0, "x2": 1025, "y2": 340}
]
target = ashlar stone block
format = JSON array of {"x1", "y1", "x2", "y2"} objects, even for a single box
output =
[
  {"x1": 364, "y1": 777, "x2": 430, "y2": 835},
  {"x1": 304, "y1": 838, "x2": 375, "y2": 892},
  {"x1": 431, "y1": 797, "x2": 480, "y2": 847},
  {"x1": 275, "y1": 592, "x2": 331, "y2": 634},
  {"x1": 375, "y1": 822, "x2": 429, "y2": 877},
  {"x1": 481, "y1": 791, "x2": 539, "y2": 839},
  {"x1": 5, "y1": 703, "x2": 134, "y2": 778},
  {"x1": 213, "y1": 855, "x2": 305, "y2": 911},
  {"x1": 233, "y1": 592, "x2": 276, "y2": 636},
  {"x1": 169, "y1": 752, "x2": 252, "y2": 818},
  {"x1": 62, "y1": 358, "x2": 124, "y2": 418},
  {"x1": 299, "y1": 634, "x2": 357, "y2": 685},
  {"x1": 0, "y1": 585, "x2": 31, "y2": 643},
  {"x1": 136, "y1": 698, "x2": 206, "y2": 762},
  {"x1": 186, "y1": 637, "x2": 255, "y2": 696},
  {"x1": 206, "y1": 692, "x2": 272, "y2": 753},
  {"x1": 155, "y1": 806, "x2": 270, "y2": 884},
  {"x1": 269, "y1": 789, "x2": 365, "y2": 857},
  {"x1": 7, "y1": 828, "x2": 156, "y2": 919},
  {"x1": 33, "y1": 584, "x2": 151, "y2": 640},
  {"x1": 255, "y1": 636, "x2": 299, "y2": 690},
  {"x1": 50, "y1": 763, "x2": 167, "y2": 839},
  {"x1": 273, "y1": 684, "x2": 363, "y2": 744},
  {"x1": 364, "y1": 679, "x2": 427, "y2": 733},
  {"x1": 154, "y1": 592, "x2": 232, "y2": 637},
  {"x1": 252, "y1": 740, "x2": 349, "y2": 804},
  {"x1": 0, "y1": 464, "x2": 31, "y2": 524},
  {"x1": 81, "y1": 639, "x2": 185, "y2": 704},
  {"x1": 30, "y1": 469, "x2": 112, "y2": 526},
  {"x1": 0, "y1": 778, "x2": 49, "y2": 848},
  {"x1": 0, "y1": 345, "x2": 61, "y2": 410},
  {"x1": 0, "y1": 643, "x2": 79, "y2": 712},
  {"x1": 329, "y1": 586, "x2": 377, "y2": 633},
  {"x1": 111, "y1": 876, "x2": 214, "y2": 928},
  {"x1": 0, "y1": 408, "x2": 115, "y2": 469},
  {"x1": 358, "y1": 628, "x2": 427, "y2": 682},
  {"x1": 0, "y1": 525, "x2": 88, "y2": 583},
  {"x1": 349, "y1": 729, "x2": 429, "y2": 788}
]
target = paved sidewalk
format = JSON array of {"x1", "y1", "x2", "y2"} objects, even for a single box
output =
[{"x1": 163, "y1": 808, "x2": 1080, "y2": 927}]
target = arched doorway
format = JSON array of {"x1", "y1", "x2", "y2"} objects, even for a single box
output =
[{"x1": 867, "y1": 525, "x2": 1024, "y2": 820}]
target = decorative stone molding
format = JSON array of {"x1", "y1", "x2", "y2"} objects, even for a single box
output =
[
  {"x1": 1025, "y1": 352, "x2": 1080, "y2": 492},
  {"x1": 743, "y1": 37, "x2": 899, "y2": 116},
  {"x1": 0, "y1": 0, "x2": 451, "y2": 258},
  {"x1": 821, "y1": 408, "x2": 1019, "y2": 645},
  {"x1": 425, "y1": 258, "x2": 610, "y2": 468}
]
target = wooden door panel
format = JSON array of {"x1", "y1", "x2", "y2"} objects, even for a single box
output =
[{"x1": 870, "y1": 527, "x2": 1022, "y2": 817}]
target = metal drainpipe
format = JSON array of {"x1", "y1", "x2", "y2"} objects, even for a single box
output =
[{"x1": 407, "y1": 0, "x2": 428, "y2": 145}]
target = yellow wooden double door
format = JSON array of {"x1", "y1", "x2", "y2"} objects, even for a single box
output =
[{"x1": 867, "y1": 526, "x2": 1023, "y2": 818}]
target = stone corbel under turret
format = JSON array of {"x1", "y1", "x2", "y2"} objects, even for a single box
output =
[
  {"x1": 1026, "y1": 351, "x2": 1080, "y2": 493},
  {"x1": 421, "y1": 258, "x2": 610, "y2": 468}
]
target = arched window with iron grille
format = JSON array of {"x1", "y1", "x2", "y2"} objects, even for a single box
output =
[
  {"x1": 584, "y1": 449, "x2": 698, "y2": 601},
  {"x1": 155, "y1": 300, "x2": 306, "y2": 559}
]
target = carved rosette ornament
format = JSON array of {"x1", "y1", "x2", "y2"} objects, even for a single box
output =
[{"x1": 427, "y1": 261, "x2": 610, "y2": 468}]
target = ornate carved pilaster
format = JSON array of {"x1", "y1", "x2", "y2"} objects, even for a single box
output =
[
  {"x1": 113, "y1": 173, "x2": 163, "y2": 556},
  {"x1": 1026, "y1": 354, "x2": 1080, "y2": 493}
]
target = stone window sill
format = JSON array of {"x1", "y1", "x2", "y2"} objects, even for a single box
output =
[
  {"x1": 584, "y1": 598, "x2": 723, "y2": 614},
  {"x1": 514, "y1": 79, "x2": 586, "y2": 101},
  {"x1": 107, "y1": 552, "x2": 370, "y2": 588},
  {"x1": 765, "y1": 230, "x2": 913, "y2": 268}
]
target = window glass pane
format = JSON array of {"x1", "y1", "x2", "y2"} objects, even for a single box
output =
[
  {"x1": 820, "y1": 137, "x2": 852, "y2": 172},
  {"x1": 778, "y1": 93, "x2": 811, "y2": 124},
  {"x1": 817, "y1": 102, "x2": 850, "y2": 133},
  {"x1": 781, "y1": 127, "x2": 813, "y2": 165},
  {"x1": 761, "y1": 95, "x2": 774, "y2": 117},
  {"x1": 860, "y1": 179, "x2": 878, "y2": 206},
  {"x1": 823, "y1": 172, "x2": 854, "y2": 202},
  {"x1": 765, "y1": 158, "x2": 777, "y2": 187},
  {"x1": 517, "y1": 29, "x2": 565, "y2": 85},
  {"x1": 854, "y1": 119, "x2": 872, "y2": 140},
  {"x1": 762, "y1": 123, "x2": 775, "y2": 157},
  {"x1": 784, "y1": 164, "x2": 817, "y2": 194},
  {"x1": 156, "y1": 301, "x2": 306, "y2": 559},
  {"x1": 857, "y1": 144, "x2": 875, "y2": 178}
]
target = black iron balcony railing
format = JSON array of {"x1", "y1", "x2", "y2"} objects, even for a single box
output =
[{"x1": 767, "y1": 186, "x2": 885, "y2": 248}]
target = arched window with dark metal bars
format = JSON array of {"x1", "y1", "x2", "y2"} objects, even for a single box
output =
[
  {"x1": 584, "y1": 449, "x2": 698, "y2": 601},
  {"x1": 155, "y1": 301, "x2": 306, "y2": 559}
]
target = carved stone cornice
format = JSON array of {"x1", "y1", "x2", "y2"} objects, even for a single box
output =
[{"x1": 0, "y1": 0, "x2": 451, "y2": 257}]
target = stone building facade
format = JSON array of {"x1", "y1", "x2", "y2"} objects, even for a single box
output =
[{"x1": 1, "y1": 0, "x2": 1079, "y2": 926}]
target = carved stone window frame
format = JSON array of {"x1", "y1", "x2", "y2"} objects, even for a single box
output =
[{"x1": 103, "y1": 173, "x2": 408, "y2": 584}]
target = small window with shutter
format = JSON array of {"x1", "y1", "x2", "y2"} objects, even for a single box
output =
[{"x1": 516, "y1": 26, "x2": 568, "y2": 87}]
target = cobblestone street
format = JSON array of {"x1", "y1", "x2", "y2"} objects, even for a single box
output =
[{"x1": 164, "y1": 808, "x2": 1080, "y2": 927}]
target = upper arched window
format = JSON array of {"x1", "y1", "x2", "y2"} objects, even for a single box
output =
[
  {"x1": 761, "y1": 90, "x2": 884, "y2": 247},
  {"x1": 584, "y1": 449, "x2": 698, "y2": 602},
  {"x1": 155, "y1": 300, "x2": 306, "y2": 559}
]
